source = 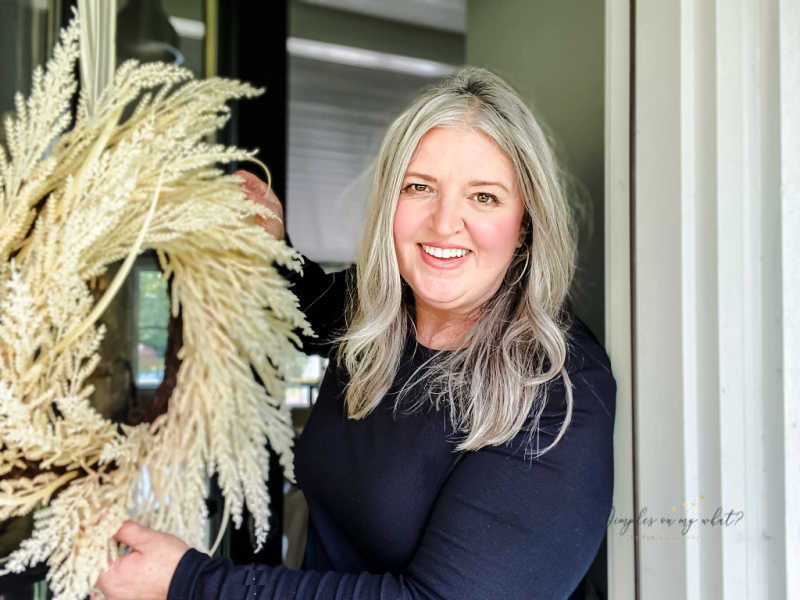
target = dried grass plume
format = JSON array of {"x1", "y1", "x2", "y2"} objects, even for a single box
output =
[{"x1": 0, "y1": 15, "x2": 311, "y2": 600}]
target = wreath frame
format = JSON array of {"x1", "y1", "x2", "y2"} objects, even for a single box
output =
[{"x1": 0, "y1": 16, "x2": 311, "y2": 600}]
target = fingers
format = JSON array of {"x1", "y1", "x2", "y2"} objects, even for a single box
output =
[
  {"x1": 96, "y1": 525, "x2": 190, "y2": 600},
  {"x1": 112, "y1": 520, "x2": 149, "y2": 549},
  {"x1": 234, "y1": 169, "x2": 285, "y2": 239},
  {"x1": 235, "y1": 168, "x2": 273, "y2": 205},
  {"x1": 234, "y1": 168, "x2": 266, "y2": 188}
]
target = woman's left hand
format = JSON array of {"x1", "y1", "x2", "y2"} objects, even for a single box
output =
[
  {"x1": 235, "y1": 169, "x2": 285, "y2": 240},
  {"x1": 94, "y1": 521, "x2": 190, "y2": 600}
]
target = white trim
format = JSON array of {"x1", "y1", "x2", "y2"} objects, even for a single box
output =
[
  {"x1": 604, "y1": 0, "x2": 636, "y2": 598},
  {"x1": 634, "y1": 1, "x2": 689, "y2": 595},
  {"x1": 633, "y1": 0, "x2": 790, "y2": 597},
  {"x1": 679, "y1": 0, "x2": 705, "y2": 596},
  {"x1": 714, "y1": 3, "x2": 750, "y2": 591},
  {"x1": 286, "y1": 37, "x2": 457, "y2": 77},
  {"x1": 715, "y1": 1, "x2": 784, "y2": 595},
  {"x1": 679, "y1": 1, "x2": 723, "y2": 597},
  {"x1": 780, "y1": 0, "x2": 800, "y2": 597}
]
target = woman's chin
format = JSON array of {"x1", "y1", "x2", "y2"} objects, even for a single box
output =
[{"x1": 412, "y1": 289, "x2": 471, "y2": 313}]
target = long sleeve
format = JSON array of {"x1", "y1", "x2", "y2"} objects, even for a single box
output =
[
  {"x1": 166, "y1": 324, "x2": 616, "y2": 600},
  {"x1": 279, "y1": 255, "x2": 352, "y2": 357}
]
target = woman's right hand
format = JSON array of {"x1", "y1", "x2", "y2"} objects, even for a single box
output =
[{"x1": 236, "y1": 169, "x2": 285, "y2": 241}]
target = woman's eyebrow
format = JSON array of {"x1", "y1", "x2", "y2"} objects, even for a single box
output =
[
  {"x1": 468, "y1": 180, "x2": 510, "y2": 192},
  {"x1": 403, "y1": 171, "x2": 437, "y2": 182},
  {"x1": 404, "y1": 173, "x2": 511, "y2": 193}
]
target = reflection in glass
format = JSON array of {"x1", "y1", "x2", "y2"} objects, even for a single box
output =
[
  {"x1": 0, "y1": 0, "x2": 61, "y2": 149},
  {"x1": 135, "y1": 269, "x2": 169, "y2": 389},
  {"x1": 0, "y1": 5, "x2": 64, "y2": 596},
  {"x1": 286, "y1": 355, "x2": 328, "y2": 408},
  {"x1": 117, "y1": 0, "x2": 183, "y2": 65}
]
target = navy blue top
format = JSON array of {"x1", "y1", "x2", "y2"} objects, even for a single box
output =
[{"x1": 167, "y1": 260, "x2": 616, "y2": 600}]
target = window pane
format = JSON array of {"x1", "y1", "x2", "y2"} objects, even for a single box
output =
[{"x1": 135, "y1": 270, "x2": 169, "y2": 388}]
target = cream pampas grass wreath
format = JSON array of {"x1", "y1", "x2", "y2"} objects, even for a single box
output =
[{"x1": 0, "y1": 11, "x2": 311, "y2": 600}]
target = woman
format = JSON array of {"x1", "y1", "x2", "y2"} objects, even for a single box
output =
[{"x1": 96, "y1": 67, "x2": 616, "y2": 600}]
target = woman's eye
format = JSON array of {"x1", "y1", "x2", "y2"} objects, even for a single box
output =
[
  {"x1": 404, "y1": 183, "x2": 430, "y2": 193},
  {"x1": 474, "y1": 192, "x2": 498, "y2": 204}
]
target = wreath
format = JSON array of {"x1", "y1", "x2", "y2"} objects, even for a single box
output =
[{"x1": 0, "y1": 15, "x2": 311, "y2": 600}]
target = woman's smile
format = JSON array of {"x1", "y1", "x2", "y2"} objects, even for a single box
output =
[
  {"x1": 393, "y1": 126, "x2": 525, "y2": 316},
  {"x1": 418, "y1": 243, "x2": 472, "y2": 269}
]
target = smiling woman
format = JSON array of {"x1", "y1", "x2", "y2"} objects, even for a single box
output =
[
  {"x1": 393, "y1": 126, "x2": 527, "y2": 349},
  {"x1": 340, "y1": 68, "x2": 579, "y2": 455},
  {"x1": 97, "y1": 67, "x2": 616, "y2": 600}
]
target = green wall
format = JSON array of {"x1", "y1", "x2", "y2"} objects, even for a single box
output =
[
  {"x1": 289, "y1": 1, "x2": 465, "y2": 64},
  {"x1": 467, "y1": 0, "x2": 606, "y2": 340},
  {"x1": 286, "y1": 0, "x2": 603, "y2": 336}
]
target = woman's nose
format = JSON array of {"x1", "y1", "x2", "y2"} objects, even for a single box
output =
[{"x1": 430, "y1": 195, "x2": 463, "y2": 236}]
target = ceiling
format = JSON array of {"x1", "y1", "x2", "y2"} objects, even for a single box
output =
[{"x1": 297, "y1": 0, "x2": 467, "y2": 34}]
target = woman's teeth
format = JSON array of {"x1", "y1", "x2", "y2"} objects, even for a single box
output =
[{"x1": 421, "y1": 244, "x2": 470, "y2": 259}]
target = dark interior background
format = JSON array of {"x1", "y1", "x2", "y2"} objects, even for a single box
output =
[{"x1": 0, "y1": 2, "x2": 607, "y2": 598}]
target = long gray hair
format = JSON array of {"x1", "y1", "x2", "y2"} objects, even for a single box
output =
[{"x1": 337, "y1": 67, "x2": 576, "y2": 454}]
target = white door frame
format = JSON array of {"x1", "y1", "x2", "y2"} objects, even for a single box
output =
[
  {"x1": 605, "y1": 0, "x2": 799, "y2": 598},
  {"x1": 603, "y1": 0, "x2": 636, "y2": 598}
]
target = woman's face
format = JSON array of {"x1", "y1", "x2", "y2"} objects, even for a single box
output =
[{"x1": 393, "y1": 126, "x2": 526, "y2": 319}]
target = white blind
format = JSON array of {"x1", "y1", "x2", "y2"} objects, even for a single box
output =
[{"x1": 286, "y1": 54, "x2": 444, "y2": 263}]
